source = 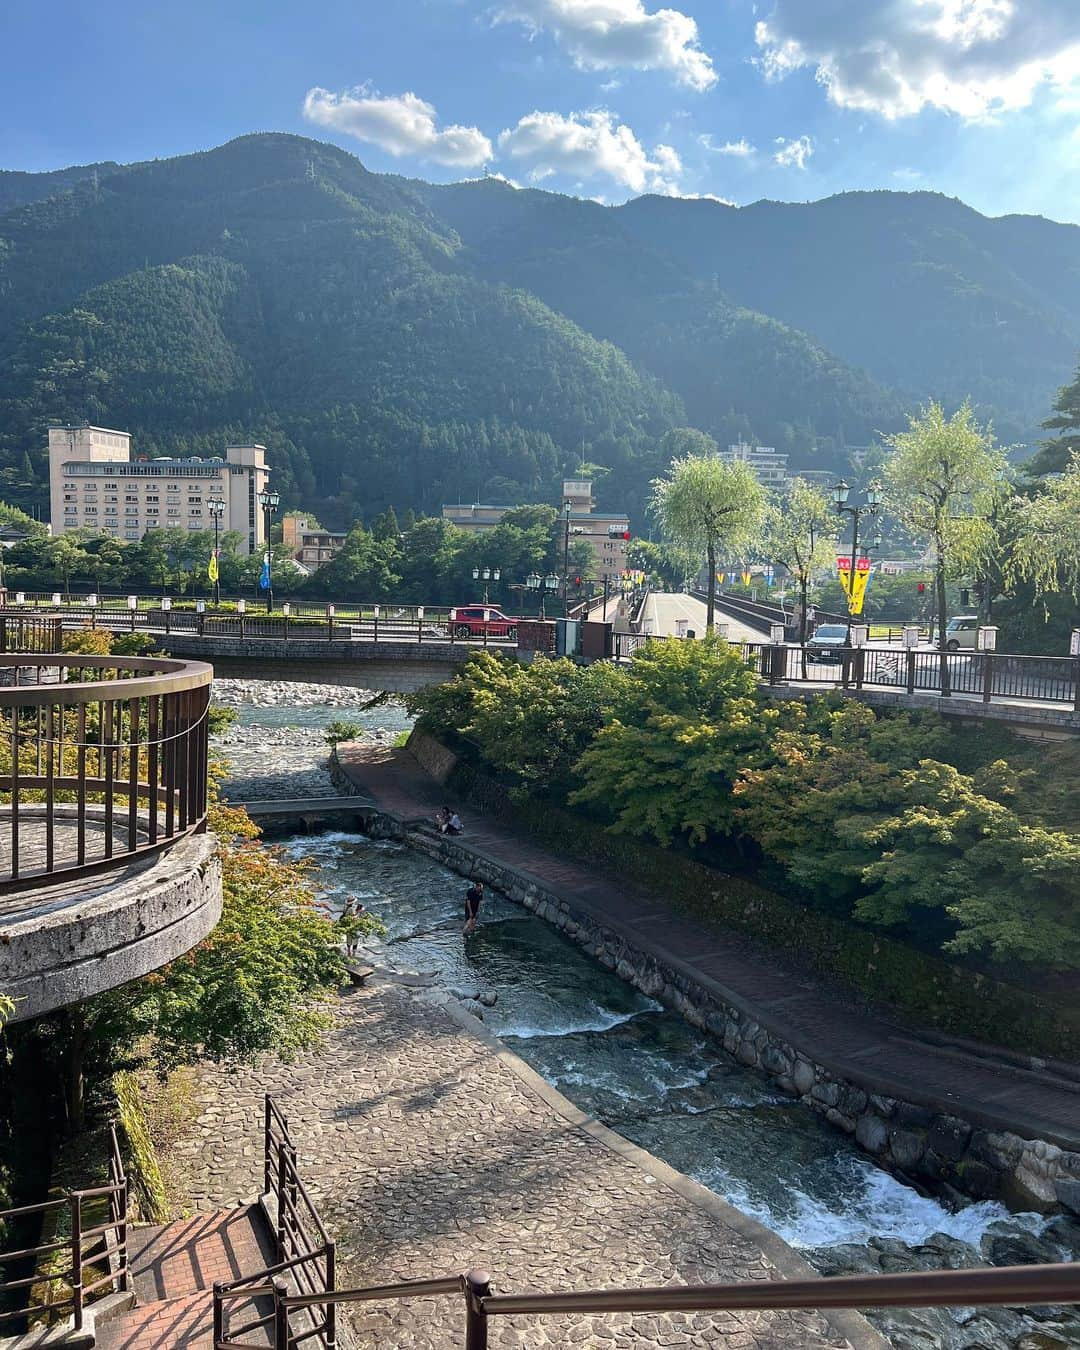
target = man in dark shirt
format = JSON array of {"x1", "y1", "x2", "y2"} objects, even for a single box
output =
[{"x1": 463, "y1": 882, "x2": 484, "y2": 935}]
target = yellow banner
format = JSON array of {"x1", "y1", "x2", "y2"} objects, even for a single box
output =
[
  {"x1": 741, "y1": 570, "x2": 752, "y2": 586},
  {"x1": 208, "y1": 552, "x2": 219, "y2": 584}
]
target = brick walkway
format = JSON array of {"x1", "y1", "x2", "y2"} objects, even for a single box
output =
[
  {"x1": 96, "y1": 1207, "x2": 274, "y2": 1349},
  {"x1": 159, "y1": 982, "x2": 878, "y2": 1349},
  {"x1": 336, "y1": 743, "x2": 1080, "y2": 1153}
]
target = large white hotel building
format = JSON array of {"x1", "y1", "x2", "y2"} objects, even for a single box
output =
[{"x1": 48, "y1": 425, "x2": 270, "y2": 555}]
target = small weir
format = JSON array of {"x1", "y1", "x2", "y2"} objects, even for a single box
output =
[{"x1": 217, "y1": 680, "x2": 1080, "y2": 1350}]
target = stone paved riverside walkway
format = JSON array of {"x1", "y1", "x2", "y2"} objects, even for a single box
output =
[
  {"x1": 334, "y1": 744, "x2": 1080, "y2": 1159},
  {"x1": 163, "y1": 984, "x2": 877, "y2": 1349}
]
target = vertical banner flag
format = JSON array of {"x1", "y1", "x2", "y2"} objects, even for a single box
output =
[
  {"x1": 849, "y1": 557, "x2": 872, "y2": 615},
  {"x1": 741, "y1": 569, "x2": 752, "y2": 586},
  {"x1": 207, "y1": 550, "x2": 219, "y2": 584},
  {"x1": 258, "y1": 554, "x2": 271, "y2": 590}
]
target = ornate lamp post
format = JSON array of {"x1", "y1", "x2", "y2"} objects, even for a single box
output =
[
  {"x1": 257, "y1": 488, "x2": 280, "y2": 612},
  {"x1": 208, "y1": 495, "x2": 225, "y2": 606},
  {"x1": 471, "y1": 564, "x2": 501, "y2": 607},
  {"x1": 832, "y1": 479, "x2": 883, "y2": 642},
  {"x1": 526, "y1": 571, "x2": 559, "y2": 619}
]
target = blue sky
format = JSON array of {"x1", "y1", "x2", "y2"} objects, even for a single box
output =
[{"x1": 3, "y1": 0, "x2": 1079, "y2": 220}]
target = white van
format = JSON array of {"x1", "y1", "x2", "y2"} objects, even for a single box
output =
[{"x1": 944, "y1": 615, "x2": 979, "y2": 651}]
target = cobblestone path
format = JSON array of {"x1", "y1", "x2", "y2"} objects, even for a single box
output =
[{"x1": 163, "y1": 981, "x2": 874, "y2": 1349}]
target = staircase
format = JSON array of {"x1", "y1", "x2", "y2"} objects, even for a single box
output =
[{"x1": 94, "y1": 1207, "x2": 275, "y2": 1349}]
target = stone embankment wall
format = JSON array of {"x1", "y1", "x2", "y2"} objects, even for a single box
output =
[{"x1": 387, "y1": 815, "x2": 1080, "y2": 1215}]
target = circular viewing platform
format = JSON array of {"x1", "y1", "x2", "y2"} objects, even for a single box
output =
[{"x1": 0, "y1": 652, "x2": 222, "y2": 1023}]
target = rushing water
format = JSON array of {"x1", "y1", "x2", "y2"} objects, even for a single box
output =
[{"x1": 215, "y1": 682, "x2": 1080, "y2": 1350}]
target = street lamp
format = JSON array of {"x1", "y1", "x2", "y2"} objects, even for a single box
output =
[
  {"x1": 208, "y1": 495, "x2": 225, "y2": 607},
  {"x1": 257, "y1": 488, "x2": 280, "y2": 612},
  {"x1": 526, "y1": 571, "x2": 559, "y2": 619},
  {"x1": 471, "y1": 564, "x2": 501, "y2": 606},
  {"x1": 833, "y1": 480, "x2": 882, "y2": 641}
]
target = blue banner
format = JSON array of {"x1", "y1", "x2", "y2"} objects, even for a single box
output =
[{"x1": 258, "y1": 558, "x2": 271, "y2": 590}]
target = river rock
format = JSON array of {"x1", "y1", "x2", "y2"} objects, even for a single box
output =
[
  {"x1": 1054, "y1": 1180, "x2": 1080, "y2": 1218},
  {"x1": 791, "y1": 1058, "x2": 816, "y2": 1095},
  {"x1": 982, "y1": 1230, "x2": 1064, "y2": 1268},
  {"x1": 929, "y1": 1115, "x2": 973, "y2": 1161},
  {"x1": 855, "y1": 1113, "x2": 889, "y2": 1154},
  {"x1": 889, "y1": 1127, "x2": 928, "y2": 1170}
]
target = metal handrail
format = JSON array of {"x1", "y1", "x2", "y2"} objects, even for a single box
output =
[{"x1": 0, "y1": 1125, "x2": 127, "y2": 1332}]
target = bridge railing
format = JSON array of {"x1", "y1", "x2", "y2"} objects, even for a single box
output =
[{"x1": 0, "y1": 653, "x2": 213, "y2": 891}]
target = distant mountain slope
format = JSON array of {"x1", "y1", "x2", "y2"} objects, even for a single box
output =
[
  {"x1": 615, "y1": 190, "x2": 1080, "y2": 442},
  {"x1": 413, "y1": 178, "x2": 904, "y2": 464},
  {"x1": 0, "y1": 135, "x2": 678, "y2": 523},
  {"x1": 3, "y1": 134, "x2": 1077, "y2": 526},
  {"x1": 0, "y1": 161, "x2": 122, "y2": 214}
]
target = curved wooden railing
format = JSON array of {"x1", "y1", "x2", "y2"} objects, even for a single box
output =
[{"x1": 0, "y1": 653, "x2": 213, "y2": 891}]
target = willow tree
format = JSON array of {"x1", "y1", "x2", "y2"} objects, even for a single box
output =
[
  {"x1": 650, "y1": 430, "x2": 766, "y2": 632},
  {"x1": 884, "y1": 402, "x2": 1009, "y2": 690},
  {"x1": 764, "y1": 478, "x2": 836, "y2": 646},
  {"x1": 1011, "y1": 452, "x2": 1080, "y2": 602}
]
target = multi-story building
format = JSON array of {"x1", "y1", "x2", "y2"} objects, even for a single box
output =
[
  {"x1": 440, "y1": 503, "x2": 508, "y2": 530},
  {"x1": 281, "y1": 514, "x2": 347, "y2": 571},
  {"x1": 48, "y1": 426, "x2": 270, "y2": 554},
  {"x1": 720, "y1": 442, "x2": 790, "y2": 492},
  {"x1": 560, "y1": 479, "x2": 630, "y2": 584}
]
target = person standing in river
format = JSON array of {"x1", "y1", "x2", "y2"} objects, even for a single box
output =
[{"x1": 463, "y1": 881, "x2": 484, "y2": 935}]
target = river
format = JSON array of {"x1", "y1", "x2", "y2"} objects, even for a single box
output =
[{"x1": 215, "y1": 680, "x2": 1080, "y2": 1350}]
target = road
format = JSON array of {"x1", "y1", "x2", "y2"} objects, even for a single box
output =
[{"x1": 642, "y1": 592, "x2": 763, "y2": 643}]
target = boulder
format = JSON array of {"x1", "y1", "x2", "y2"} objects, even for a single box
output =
[
  {"x1": 792, "y1": 1058, "x2": 816, "y2": 1096},
  {"x1": 928, "y1": 1115, "x2": 972, "y2": 1161},
  {"x1": 855, "y1": 1114, "x2": 889, "y2": 1154},
  {"x1": 982, "y1": 1228, "x2": 1064, "y2": 1267},
  {"x1": 888, "y1": 1127, "x2": 928, "y2": 1171},
  {"x1": 1054, "y1": 1179, "x2": 1080, "y2": 1218}
]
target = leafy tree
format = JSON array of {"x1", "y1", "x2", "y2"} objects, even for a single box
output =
[
  {"x1": 1029, "y1": 357, "x2": 1080, "y2": 476},
  {"x1": 371, "y1": 506, "x2": 401, "y2": 542},
  {"x1": 43, "y1": 535, "x2": 91, "y2": 599},
  {"x1": 571, "y1": 636, "x2": 764, "y2": 845},
  {"x1": 627, "y1": 538, "x2": 685, "y2": 590},
  {"x1": 309, "y1": 523, "x2": 401, "y2": 599},
  {"x1": 851, "y1": 760, "x2": 1080, "y2": 968},
  {"x1": 884, "y1": 402, "x2": 1009, "y2": 686},
  {"x1": 1010, "y1": 452, "x2": 1080, "y2": 603},
  {"x1": 650, "y1": 431, "x2": 766, "y2": 631},
  {"x1": 764, "y1": 479, "x2": 836, "y2": 645}
]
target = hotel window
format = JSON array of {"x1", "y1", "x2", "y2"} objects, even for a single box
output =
[
  {"x1": 105, "y1": 482, "x2": 118, "y2": 490},
  {"x1": 125, "y1": 507, "x2": 139, "y2": 516},
  {"x1": 166, "y1": 495, "x2": 180, "y2": 504},
  {"x1": 145, "y1": 494, "x2": 159, "y2": 503},
  {"x1": 105, "y1": 494, "x2": 118, "y2": 502},
  {"x1": 125, "y1": 530, "x2": 140, "y2": 540},
  {"x1": 146, "y1": 507, "x2": 159, "y2": 516},
  {"x1": 167, "y1": 508, "x2": 180, "y2": 516},
  {"x1": 105, "y1": 506, "x2": 117, "y2": 516},
  {"x1": 189, "y1": 508, "x2": 202, "y2": 516},
  {"x1": 126, "y1": 494, "x2": 139, "y2": 502},
  {"x1": 64, "y1": 493, "x2": 77, "y2": 502},
  {"x1": 64, "y1": 506, "x2": 77, "y2": 516},
  {"x1": 84, "y1": 506, "x2": 97, "y2": 514}
]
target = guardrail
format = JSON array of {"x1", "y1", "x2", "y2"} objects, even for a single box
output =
[
  {"x1": 238, "y1": 1259, "x2": 1080, "y2": 1349},
  {"x1": 0, "y1": 653, "x2": 213, "y2": 890},
  {"x1": 0, "y1": 1125, "x2": 127, "y2": 1334},
  {"x1": 610, "y1": 634, "x2": 1080, "y2": 710},
  {"x1": 213, "y1": 1096, "x2": 336, "y2": 1350},
  {"x1": 6, "y1": 605, "x2": 521, "y2": 647}
]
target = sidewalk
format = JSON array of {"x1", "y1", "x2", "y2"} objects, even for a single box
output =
[{"x1": 335, "y1": 743, "x2": 1080, "y2": 1161}]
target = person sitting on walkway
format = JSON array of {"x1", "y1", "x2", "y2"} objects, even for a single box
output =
[
  {"x1": 434, "y1": 807, "x2": 450, "y2": 833},
  {"x1": 463, "y1": 881, "x2": 484, "y2": 935},
  {"x1": 447, "y1": 810, "x2": 464, "y2": 836}
]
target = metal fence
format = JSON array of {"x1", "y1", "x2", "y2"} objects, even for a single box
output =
[
  {"x1": 0, "y1": 653, "x2": 213, "y2": 890},
  {"x1": 214, "y1": 1096, "x2": 336, "y2": 1350},
  {"x1": 0, "y1": 1126, "x2": 127, "y2": 1334}
]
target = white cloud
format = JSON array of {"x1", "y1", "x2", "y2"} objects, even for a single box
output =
[
  {"x1": 495, "y1": 0, "x2": 716, "y2": 91},
  {"x1": 303, "y1": 86, "x2": 493, "y2": 166},
  {"x1": 498, "y1": 108, "x2": 683, "y2": 193},
  {"x1": 698, "y1": 134, "x2": 755, "y2": 156},
  {"x1": 755, "y1": 0, "x2": 1080, "y2": 121},
  {"x1": 773, "y1": 134, "x2": 814, "y2": 168},
  {"x1": 676, "y1": 191, "x2": 737, "y2": 204}
]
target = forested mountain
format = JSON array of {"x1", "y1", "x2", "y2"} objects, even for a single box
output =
[
  {"x1": 0, "y1": 132, "x2": 1076, "y2": 526},
  {"x1": 615, "y1": 191, "x2": 1080, "y2": 444}
]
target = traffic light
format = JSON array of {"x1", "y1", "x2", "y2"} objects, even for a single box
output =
[
  {"x1": 960, "y1": 587, "x2": 970, "y2": 607},
  {"x1": 917, "y1": 582, "x2": 926, "y2": 594},
  {"x1": 607, "y1": 524, "x2": 631, "y2": 540},
  {"x1": 573, "y1": 575, "x2": 583, "y2": 588}
]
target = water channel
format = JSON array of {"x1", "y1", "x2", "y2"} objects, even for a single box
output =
[{"x1": 216, "y1": 681, "x2": 1080, "y2": 1350}]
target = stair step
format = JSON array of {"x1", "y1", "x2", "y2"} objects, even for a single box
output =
[{"x1": 95, "y1": 1288, "x2": 272, "y2": 1349}]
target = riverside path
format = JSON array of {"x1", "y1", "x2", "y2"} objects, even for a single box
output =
[{"x1": 333, "y1": 742, "x2": 1080, "y2": 1184}]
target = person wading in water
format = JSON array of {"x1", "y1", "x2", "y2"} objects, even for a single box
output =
[{"x1": 463, "y1": 881, "x2": 484, "y2": 935}]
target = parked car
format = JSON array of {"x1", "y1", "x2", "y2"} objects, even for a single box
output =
[
  {"x1": 451, "y1": 606, "x2": 519, "y2": 640},
  {"x1": 944, "y1": 614, "x2": 979, "y2": 651},
  {"x1": 805, "y1": 623, "x2": 850, "y2": 663}
]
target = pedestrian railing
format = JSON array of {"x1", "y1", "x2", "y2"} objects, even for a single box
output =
[
  {"x1": 0, "y1": 1125, "x2": 128, "y2": 1334},
  {"x1": 213, "y1": 1096, "x2": 336, "y2": 1350},
  {"x1": 228, "y1": 1258, "x2": 1080, "y2": 1350},
  {"x1": 0, "y1": 653, "x2": 212, "y2": 890}
]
